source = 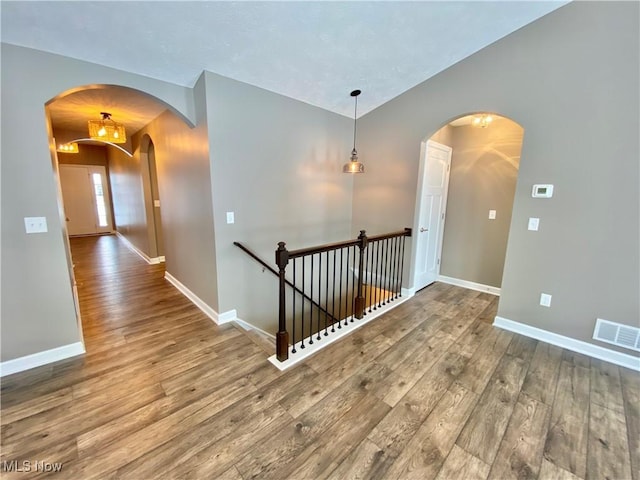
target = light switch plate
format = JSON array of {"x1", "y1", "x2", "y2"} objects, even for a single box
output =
[
  {"x1": 540, "y1": 293, "x2": 552, "y2": 307},
  {"x1": 25, "y1": 216, "x2": 48, "y2": 234},
  {"x1": 489, "y1": 210, "x2": 496, "y2": 220},
  {"x1": 226, "y1": 212, "x2": 235, "y2": 224},
  {"x1": 528, "y1": 217, "x2": 540, "y2": 231}
]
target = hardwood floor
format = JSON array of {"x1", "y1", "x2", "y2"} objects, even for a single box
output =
[{"x1": 1, "y1": 234, "x2": 638, "y2": 479}]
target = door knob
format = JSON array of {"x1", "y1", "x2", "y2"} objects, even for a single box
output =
[{"x1": 420, "y1": 227, "x2": 428, "y2": 232}]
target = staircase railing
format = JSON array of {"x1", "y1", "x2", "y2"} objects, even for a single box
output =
[
  {"x1": 233, "y1": 242, "x2": 337, "y2": 324},
  {"x1": 275, "y1": 228, "x2": 411, "y2": 362}
]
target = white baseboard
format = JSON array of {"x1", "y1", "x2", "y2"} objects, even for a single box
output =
[
  {"x1": 494, "y1": 316, "x2": 640, "y2": 371},
  {"x1": 438, "y1": 275, "x2": 501, "y2": 296},
  {"x1": 0, "y1": 342, "x2": 85, "y2": 377},
  {"x1": 115, "y1": 232, "x2": 164, "y2": 265},
  {"x1": 269, "y1": 289, "x2": 415, "y2": 371},
  {"x1": 218, "y1": 309, "x2": 238, "y2": 325},
  {"x1": 234, "y1": 318, "x2": 276, "y2": 341},
  {"x1": 164, "y1": 272, "x2": 234, "y2": 326},
  {"x1": 402, "y1": 287, "x2": 416, "y2": 297}
]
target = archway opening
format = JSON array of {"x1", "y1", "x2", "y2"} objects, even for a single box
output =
[
  {"x1": 46, "y1": 84, "x2": 193, "y2": 353},
  {"x1": 413, "y1": 112, "x2": 524, "y2": 308}
]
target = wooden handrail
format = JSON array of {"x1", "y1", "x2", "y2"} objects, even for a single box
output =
[
  {"x1": 287, "y1": 228, "x2": 411, "y2": 259},
  {"x1": 233, "y1": 242, "x2": 338, "y2": 325}
]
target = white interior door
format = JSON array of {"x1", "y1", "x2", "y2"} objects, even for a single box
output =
[
  {"x1": 59, "y1": 165, "x2": 113, "y2": 236},
  {"x1": 414, "y1": 140, "x2": 452, "y2": 290}
]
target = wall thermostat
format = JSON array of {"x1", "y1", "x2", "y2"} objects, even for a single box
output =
[{"x1": 532, "y1": 184, "x2": 554, "y2": 198}]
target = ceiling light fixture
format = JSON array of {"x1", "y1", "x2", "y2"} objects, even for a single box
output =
[
  {"x1": 57, "y1": 142, "x2": 79, "y2": 154},
  {"x1": 343, "y1": 89, "x2": 365, "y2": 174},
  {"x1": 88, "y1": 112, "x2": 127, "y2": 143},
  {"x1": 472, "y1": 114, "x2": 493, "y2": 128}
]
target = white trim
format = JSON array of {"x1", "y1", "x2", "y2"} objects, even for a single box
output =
[
  {"x1": 0, "y1": 342, "x2": 85, "y2": 377},
  {"x1": 402, "y1": 287, "x2": 416, "y2": 297},
  {"x1": 116, "y1": 232, "x2": 163, "y2": 265},
  {"x1": 218, "y1": 309, "x2": 238, "y2": 325},
  {"x1": 438, "y1": 275, "x2": 501, "y2": 296},
  {"x1": 164, "y1": 272, "x2": 231, "y2": 325},
  {"x1": 494, "y1": 316, "x2": 640, "y2": 372},
  {"x1": 157, "y1": 256, "x2": 166, "y2": 263},
  {"x1": 235, "y1": 318, "x2": 276, "y2": 341},
  {"x1": 269, "y1": 290, "x2": 415, "y2": 371}
]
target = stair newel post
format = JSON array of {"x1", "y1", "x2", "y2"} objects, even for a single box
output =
[
  {"x1": 354, "y1": 230, "x2": 368, "y2": 319},
  {"x1": 275, "y1": 242, "x2": 290, "y2": 361}
]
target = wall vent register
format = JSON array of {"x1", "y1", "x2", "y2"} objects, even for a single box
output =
[{"x1": 593, "y1": 318, "x2": 640, "y2": 352}]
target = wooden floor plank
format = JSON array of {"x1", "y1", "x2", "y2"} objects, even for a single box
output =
[
  {"x1": 521, "y1": 341, "x2": 563, "y2": 405},
  {"x1": 0, "y1": 235, "x2": 635, "y2": 480},
  {"x1": 434, "y1": 444, "x2": 490, "y2": 480},
  {"x1": 383, "y1": 382, "x2": 479, "y2": 479},
  {"x1": 543, "y1": 360, "x2": 590, "y2": 478},
  {"x1": 620, "y1": 367, "x2": 640, "y2": 480},
  {"x1": 587, "y1": 402, "x2": 632, "y2": 480},
  {"x1": 456, "y1": 353, "x2": 530, "y2": 465},
  {"x1": 488, "y1": 393, "x2": 550, "y2": 480}
]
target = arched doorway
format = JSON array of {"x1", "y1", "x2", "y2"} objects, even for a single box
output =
[
  {"x1": 46, "y1": 84, "x2": 191, "y2": 351},
  {"x1": 413, "y1": 113, "x2": 524, "y2": 295}
]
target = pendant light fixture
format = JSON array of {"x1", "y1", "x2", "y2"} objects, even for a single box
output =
[
  {"x1": 57, "y1": 142, "x2": 79, "y2": 154},
  {"x1": 88, "y1": 112, "x2": 127, "y2": 143},
  {"x1": 343, "y1": 89, "x2": 365, "y2": 174},
  {"x1": 472, "y1": 114, "x2": 493, "y2": 128}
]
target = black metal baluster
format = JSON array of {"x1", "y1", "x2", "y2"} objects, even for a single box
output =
[
  {"x1": 292, "y1": 259, "x2": 297, "y2": 353},
  {"x1": 393, "y1": 236, "x2": 401, "y2": 299},
  {"x1": 376, "y1": 241, "x2": 382, "y2": 308},
  {"x1": 380, "y1": 239, "x2": 387, "y2": 305},
  {"x1": 344, "y1": 246, "x2": 350, "y2": 325},
  {"x1": 317, "y1": 253, "x2": 322, "y2": 340},
  {"x1": 389, "y1": 236, "x2": 397, "y2": 301},
  {"x1": 300, "y1": 257, "x2": 305, "y2": 349},
  {"x1": 338, "y1": 248, "x2": 343, "y2": 328},
  {"x1": 368, "y1": 240, "x2": 374, "y2": 313},
  {"x1": 396, "y1": 236, "x2": 403, "y2": 298},
  {"x1": 309, "y1": 255, "x2": 314, "y2": 345},
  {"x1": 374, "y1": 240, "x2": 380, "y2": 308},
  {"x1": 332, "y1": 250, "x2": 337, "y2": 332},
  {"x1": 324, "y1": 251, "x2": 329, "y2": 336},
  {"x1": 399, "y1": 235, "x2": 406, "y2": 297},
  {"x1": 350, "y1": 245, "x2": 356, "y2": 322}
]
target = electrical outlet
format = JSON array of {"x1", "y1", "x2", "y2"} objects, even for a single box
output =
[
  {"x1": 528, "y1": 217, "x2": 540, "y2": 231},
  {"x1": 226, "y1": 212, "x2": 235, "y2": 224},
  {"x1": 489, "y1": 210, "x2": 496, "y2": 220},
  {"x1": 540, "y1": 293, "x2": 552, "y2": 307},
  {"x1": 24, "y1": 217, "x2": 48, "y2": 234}
]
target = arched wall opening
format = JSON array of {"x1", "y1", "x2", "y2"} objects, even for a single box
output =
[
  {"x1": 46, "y1": 83, "x2": 206, "y2": 353},
  {"x1": 412, "y1": 112, "x2": 524, "y2": 300}
]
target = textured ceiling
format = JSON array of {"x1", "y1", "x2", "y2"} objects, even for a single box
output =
[{"x1": 1, "y1": 1, "x2": 568, "y2": 118}]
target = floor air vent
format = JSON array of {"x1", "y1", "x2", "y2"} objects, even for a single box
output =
[{"x1": 593, "y1": 318, "x2": 640, "y2": 352}]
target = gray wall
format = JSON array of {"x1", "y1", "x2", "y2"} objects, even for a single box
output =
[
  {"x1": 108, "y1": 146, "x2": 151, "y2": 254},
  {"x1": 0, "y1": 44, "x2": 196, "y2": 362},
  {"x1": 439, "y1": 117, "x2": 523, "y2": 288},
  {"x1": 352, "y1": 2, "x2": 639, "y2": 352},
  {"x1": 132, "y1": 83, "x2": 219, "y2": 311},
  {"x1": 204, "y1": 71, "x2": 353, "y2": 332}
]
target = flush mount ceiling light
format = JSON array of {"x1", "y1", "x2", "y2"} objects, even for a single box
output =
[
  {"x1": 472, "y1": 114, "x2": 493, "y2": 128},
  {"x1": 57, "y1": 142, "x2": 79, "y2": 154},
  {"x1": 88, "y1": 112, "x2": 127, "y2": 143},
  {"x1": 343, "y1": 89, "x2": 365, "y2": 174}
]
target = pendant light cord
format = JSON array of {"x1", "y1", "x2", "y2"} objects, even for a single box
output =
[{"x1": 352, "y1": 94, "x2": 358, "y2": 152}]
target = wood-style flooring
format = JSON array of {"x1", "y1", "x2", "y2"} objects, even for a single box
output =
[{"x1": 1, "y1": 234, "x2": 638, "y2": 479}]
